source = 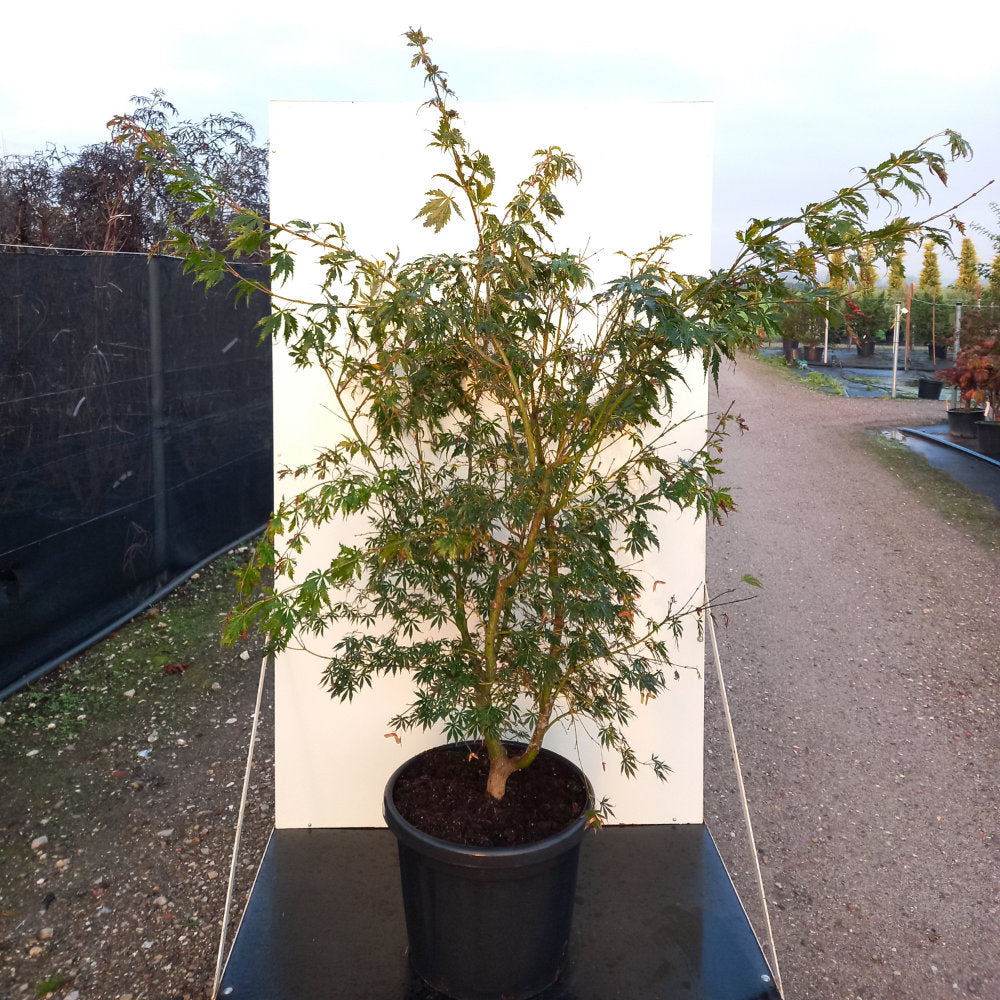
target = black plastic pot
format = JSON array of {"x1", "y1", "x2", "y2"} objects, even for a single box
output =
[
  {"x1": 917, "y1": 377, "x2": 943, "y2": 400},
  {"x1": 384, "y1": 746, "x2": 594, "y2": 1000},
  {"x1": 975, "y1": 420, "x2": 1000, "y2": 457},
  {"x1": 947, "y1": 407, "x2": 987, "y2": 441}
]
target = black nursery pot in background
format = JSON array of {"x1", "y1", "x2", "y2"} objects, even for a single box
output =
[
  {"x1": 917, "y1": 377, "x2": 943, "y2": 400},
  {"x1": 947, "y1": 407, "x2": 987, "y2": 440},
  {"x1": 383, "y1": 746, "x2": 594, "y2": 1000},
  {"x1": 975, "y1": 420, "x2": 1000, "y2": 457}
]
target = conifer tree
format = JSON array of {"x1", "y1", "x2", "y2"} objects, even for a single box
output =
[
  {"x1": 986, "y1": 253, "x2": 1000, "y2": 304},
  {"x1": 919, "y1": 239, "x2": 942, "y2": 296},
  {"x1": 828, "y1": 249, "x2": 848, "y2": 293},
  {"x1": 955, "y1": 237, "x2": 979, "y2": 301},
  {"x1": 858, "y1": 245, "x2": 877, "y2": 293},
  {"x1": 888, "y1": 253, "x2": 906, "y2": 296}
]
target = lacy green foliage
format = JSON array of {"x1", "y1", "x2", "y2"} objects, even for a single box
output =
[{"x1": 113, "y1": 28, "x2": 974, "y2": 799}]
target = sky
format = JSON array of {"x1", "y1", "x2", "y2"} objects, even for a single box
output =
[{"x1": 2, "y1": 0, "x2": 997, "y2": 281}]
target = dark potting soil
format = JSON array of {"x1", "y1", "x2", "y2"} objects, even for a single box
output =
[{"x1": 391, "y1": 745, "x2": 588, "y2": 848}]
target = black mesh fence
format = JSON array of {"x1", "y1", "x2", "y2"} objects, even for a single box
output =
[{"x1": 0, "y1": 253, "x2": 272, "y2": 698}]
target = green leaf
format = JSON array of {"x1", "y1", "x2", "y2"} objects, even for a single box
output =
[{"x1": 415, "y1": 188, "x2": 463, "y2": 232}]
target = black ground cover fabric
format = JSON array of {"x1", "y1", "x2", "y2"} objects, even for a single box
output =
[{"x1": 0, "y1": 253, "x2": 271, "y2": 697}]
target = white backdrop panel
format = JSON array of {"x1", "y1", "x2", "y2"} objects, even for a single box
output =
[{"x1": 268, "y1": 99, "x2": 713, "y2": 827}]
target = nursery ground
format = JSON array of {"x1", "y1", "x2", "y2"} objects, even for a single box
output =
[
  {"x1": 705, "y1": 354, "x2": 999, "y2": 1000},
  {"x1": 1, "y1": 354, "x2": 998, "y2": 1000},
  {"x1": 758, "y1": 342, "x2": 949, "y2": 399},
  {"x1": 0, "y1": 548, "x2": 274, "y2": 1000}
]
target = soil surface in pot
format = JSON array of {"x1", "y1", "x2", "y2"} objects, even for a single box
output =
[{"x1": 392, "y1": 745, "x2": 587, "y2": 847}]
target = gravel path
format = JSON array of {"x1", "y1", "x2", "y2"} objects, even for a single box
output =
[
  {"x1": 0, "y1": 556, "x2": 275, "y2": 1000},
  {"x1": 704, "y1": 356, "x2": 999, "y2": 1000}
]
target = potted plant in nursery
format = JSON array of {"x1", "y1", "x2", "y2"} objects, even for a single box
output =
[
  {"x1": 941, "y1": 338, "x2": 1000, "y2": 452},
  {"x1": 778, "y1": 293, "x2": 826, "y2": 363},
  {"x1": 844, "y1": 291, "x2": 892, "y2": 357},
  {"x1": 115, "y1": 29, "x2": 975, "y2": 999},
  {"x1": 940, "y1": 311, "x2": 1000, "y2": 441}
]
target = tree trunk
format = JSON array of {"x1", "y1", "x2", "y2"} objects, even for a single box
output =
[{"x1": 486, "y1": 748, "x2": 517, "y2": 800}]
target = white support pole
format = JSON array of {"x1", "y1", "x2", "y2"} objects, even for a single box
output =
[
  {"x1": 891, "y1": 303, "x2": 902, "y2": 398},
  {"x1": 822, "y1": 300, "x2": 829, "y2": 365}
]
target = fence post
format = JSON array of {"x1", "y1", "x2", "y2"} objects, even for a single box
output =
[{"x1": 148, "y1": 256, "x2": 169, "y2": 581}]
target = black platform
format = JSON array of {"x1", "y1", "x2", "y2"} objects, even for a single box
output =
[{"x1": 219, "y1": 824, "x2": 780, "y2": 999}]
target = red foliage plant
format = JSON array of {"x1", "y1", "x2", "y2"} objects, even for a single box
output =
[
  {"x1": 940, "y1": 337, "x2": 1000, "y2": 418},
  {"x1": 957, "y1": 308, "x2": 1000, "y2": 349}
]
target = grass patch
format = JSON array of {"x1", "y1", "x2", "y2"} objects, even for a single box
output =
[
  {"x1": 862, "y1": 432, "x2": 1000, "y2": 555},
  {"x1": 803, "y1": 370, "x2": 848, "y2": 396},
  {"x1": 841, "y1": 372, "x2": 920, "y2": 399},
  {"x1": 844, "y1": 373, "x2": 888, "y2": 394},
  {"x1": 0, "y1": 542, "x2": 254, "y2": 747},
  {"x1": 36, "y1": 973, "x2": 69, "y2": 997},
  {"x1": 755, "y1": 355, "x2": 846, "y2": 395}
]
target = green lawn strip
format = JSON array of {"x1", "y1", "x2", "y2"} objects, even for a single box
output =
[
  {"x1": 0, "y1": 546, "x2": 250, "y2": 748},
  {"x1": 861, "y1": 431, "x2": 1000, "y2": 555}
]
